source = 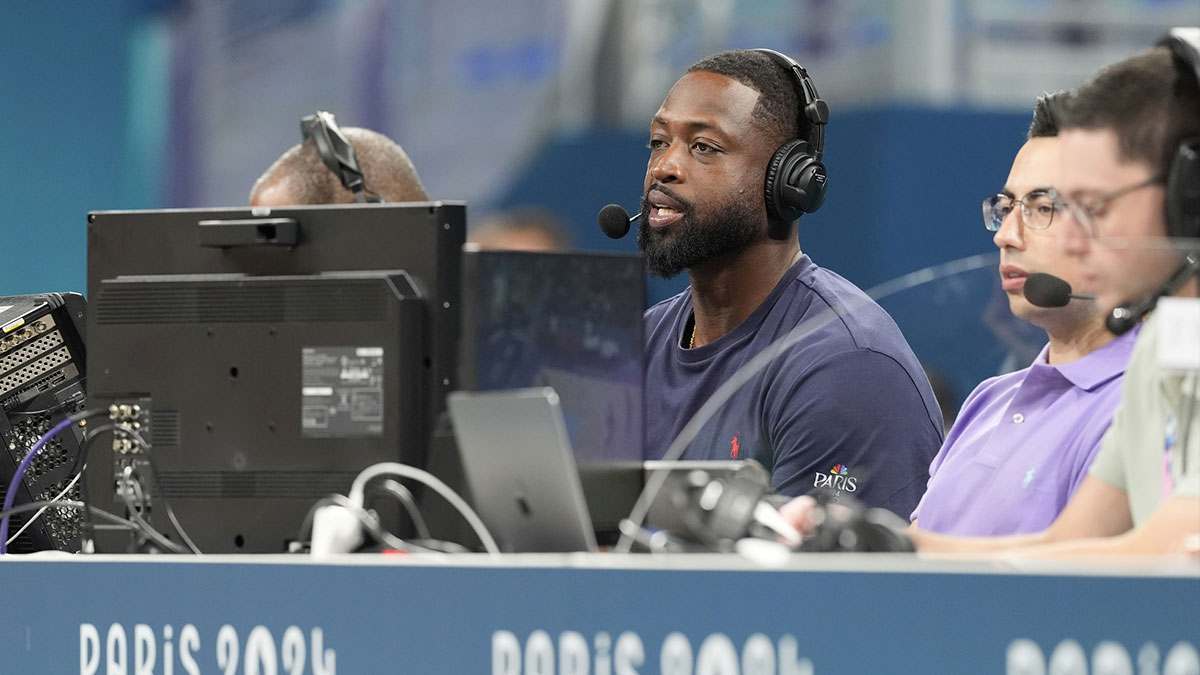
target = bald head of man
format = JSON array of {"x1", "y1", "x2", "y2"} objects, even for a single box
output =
[{"x1": 250, "y1": 127, "x2": 428, "y2": 207}]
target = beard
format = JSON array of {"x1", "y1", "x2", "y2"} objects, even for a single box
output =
[{"x1": 636, "y1": 188, "x2": 762, "y2": 279}]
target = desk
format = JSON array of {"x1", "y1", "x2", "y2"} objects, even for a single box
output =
[{"x1": 2, "y1": 553, "x2": 1197, "y2": 673}]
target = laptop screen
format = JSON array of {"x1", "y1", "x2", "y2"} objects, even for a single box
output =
[{"x1": 447, "y1": 387, "x2": 598, "y2": 553}]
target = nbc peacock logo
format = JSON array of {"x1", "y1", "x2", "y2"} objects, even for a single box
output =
[{"x1": 813, "y1": 463, "x2": 857, "y2": 492}]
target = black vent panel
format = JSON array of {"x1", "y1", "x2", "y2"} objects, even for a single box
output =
[
  {"x1": 96, "y1": 281, "x2": 391, "y2": 324},
  {"x1": 158, "y1": 471, "x2": 358, "y2": 498},
  {"x1": 149, "y1": 410, "x2": 181, "y2": 447}
]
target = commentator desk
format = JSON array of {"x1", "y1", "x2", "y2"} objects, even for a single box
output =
[{"x1": 2, "y1": 553, "x2": 1196, "y2": 673}]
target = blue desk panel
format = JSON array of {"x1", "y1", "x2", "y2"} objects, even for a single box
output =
[{"x1": 1, "y1": 554, "x2": 1196, "y2": 674}]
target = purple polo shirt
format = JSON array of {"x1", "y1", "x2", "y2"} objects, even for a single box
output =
[{"x1": 911, "y1": 324, "x2": 1140, "y2": 535}]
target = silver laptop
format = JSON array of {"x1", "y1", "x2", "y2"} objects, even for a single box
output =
[{"x1": 447, "y1": 387, "x2": 598, "y2": 553}]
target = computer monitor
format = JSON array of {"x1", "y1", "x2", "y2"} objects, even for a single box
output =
[
  {"x1": 85, "y1": 203, "x2": 464, "y2": 553},
  {"x1": 0, "y1": 292, "x2": 87, "y2": 552},
  {"x1": 459, "y1": 249, "x2": 644, "y2": 461},
  {"x1": 452, "y1": 249, "x2": 645, "y2": 541}
]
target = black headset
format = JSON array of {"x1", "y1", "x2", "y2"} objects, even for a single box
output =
[
  {"x1": 1104, "y1": 27, "x2": 1200, "y2": 336},
  {"x1": 300, "y1": 110, "x2": 383, "y2": 203},
  {"x1": 752, "y1": 48, "x2": 830, "y2": 239},
  {"x1": 1157, "y1": 27, "x2": 1200, "y2": 240}
]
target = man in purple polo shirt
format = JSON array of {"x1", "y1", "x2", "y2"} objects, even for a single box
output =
[
  {"x1": 910, "y1": 93, "x2": 1140, "y2": 536},
  {"x1": 639, "y1": 49, "x2": 944, "y2": 516},
  {"x1": 785, "y1": 34, "x2": 1199, "y2": 558}
]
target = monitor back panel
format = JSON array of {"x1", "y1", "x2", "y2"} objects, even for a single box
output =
[
  {"x1": 87, "y1": 203, "x2": 464, "y2": 451},
  {"x1": 85, "y1": 204, "x2": 464, "y2": 553}
]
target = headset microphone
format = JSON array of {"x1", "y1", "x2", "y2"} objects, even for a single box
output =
[
  {"x1": 598, "y1": 203, "x2": 640, "y2": 239},
  {"x1": 1107, "y1": 254, "x2": 1200, "y2": 335},
  {"x1": 1023, "y1": 273, "x2": 1096, "y2": 308}
]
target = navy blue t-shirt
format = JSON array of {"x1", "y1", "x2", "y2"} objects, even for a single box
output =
[{"x1": 643, "y1": 256, "x2": 944, "y2": 517}]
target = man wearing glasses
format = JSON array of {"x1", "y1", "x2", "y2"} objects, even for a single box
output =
[
  {"x1": 784, "y1": 33, "x2": 1199, "y2": 557},
  {"x1": 909, "y1": 92, "x2": 1140, "y2": 536},
  {"x1": 901, "y1": 35, "x2": 1198, "y2": 557}
]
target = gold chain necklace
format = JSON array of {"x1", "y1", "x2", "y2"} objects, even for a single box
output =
[{"x1": 689, "y1": 322, "x2": 697, "y2": 349}]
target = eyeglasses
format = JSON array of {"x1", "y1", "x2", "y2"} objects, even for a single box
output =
[
  {"x1": 1048, "y1": 174, "x2": 1165, "y2": 237},
  {"x1": 982, "y1": 190, "x2": 1063, "y2": 232}
]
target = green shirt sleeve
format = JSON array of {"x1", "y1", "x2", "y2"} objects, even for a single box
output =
[
  {"x1": 1088, "y1": 323, "x2": 1160, "y2": 493},
  {"x1": 1173, "y1": 374, "x2": 1200, "y2": 499},
  {"x1": 1090, "y1": 403, "x2": 1129, "y2": 493}
]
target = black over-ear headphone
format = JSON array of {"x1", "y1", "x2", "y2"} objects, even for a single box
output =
[
  {"x1": 1157, "y1": 27, "x2": 1200, "y2": 240},
  {"x1": 300, "y1": 110, "x2": 384, "y2": 203},
  {"x1": 1104, "y1": 27, "x2": 1200, "y2": 337},
  {"x1": 752, "y1": 48, "x2": 830, "y2": 239}
]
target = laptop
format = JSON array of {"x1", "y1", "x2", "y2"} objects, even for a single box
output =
[{"x1": 447, "y1": 387, "x2": 598, "y2": 553}]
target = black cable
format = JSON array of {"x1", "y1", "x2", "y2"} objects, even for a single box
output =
[
  {"x1": 130, "y1": 437, "x2": 202, "y2": 554},
  {"x1": 88, "y1": 504, "x2": 142, "y2": 531},
  {"x1": 365, "y1": 477, "x2": 431, "y2": 540},
  {"x1": 121, "y1": 427, "x2": 201, "y2": 554},
  {"x1": 5, "y1": 391, "x2": 86, "y2": 416},
  {"x1": 0, "y1": 499, "x2": 138, "y2": 531},
  {"x1": 77, "y1": 433, "x2": 101, "y2": 554},
  {"x1": 404, "y1": 538, "x2": 471, "y2": 554},
  {"x1": 115, "y1": 467, "x2": 189, "y2": 554},
  {"x1": 70, "y1": 422, "x2": 118, "y2": 480},
  {"x1": 76, "y1": 421, "x2": 202, "y2": 554},
  {"x1": 76, "y1": 423, "x2": 125, "y2": 553}
]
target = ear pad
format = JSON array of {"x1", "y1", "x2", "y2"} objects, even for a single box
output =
[
  {"x1": 1166, "y1": 136, "x2": 1200, "y2": 239},
  {"x1": 764, "y1": 139, "x2": 828, "y2": 234}
]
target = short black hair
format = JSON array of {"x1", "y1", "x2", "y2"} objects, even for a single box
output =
[
  {"x1": 687, "y1": 49, "x2": 805, "y2": 149},
  {"x1": 1027, "y1": 90, "x2": 1071, "y2": 139},
  {"x1": 1061, "y1": 46, "x2": 1200, "y2": 176}
]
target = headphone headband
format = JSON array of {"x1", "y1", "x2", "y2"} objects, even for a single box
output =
[
  {"x1": 1157, "y1": 27, "x2": 1200, "y2": 86},
  {"x1": 300, "y1": 111, "x2": 383, "y2": 204},
  {"x1": 751, "y1": 48, "x2": 828, "y2": 162},
  {"x1": 1155, "y1": 27, "x2": 1200, "y2": 241},
  {"x1": 751, "y1": 48, "x2": 830, "y2": 231}
]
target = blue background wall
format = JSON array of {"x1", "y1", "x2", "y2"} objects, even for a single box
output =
[
  {"x1": 1, "y1": 5, "x2": 140, "y2": 296},
  {"x1": 0, "y1": 0, "x2": 1035, "y2": 301}
]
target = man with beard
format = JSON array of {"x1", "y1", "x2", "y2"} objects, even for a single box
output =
[{"x1": 639, "y1": 49, "x2": 944, "y2": 515}]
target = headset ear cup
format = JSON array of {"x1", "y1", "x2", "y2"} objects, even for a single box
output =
[
  {"x1": 797, "y1": 157, "x2": 828, "y2": 213},
  {"x1": 763, "y1": 141, "x2": 797, "y2": 223},
  {"x1": 1166, "y1": 137, "x2": 1200, "y2": 239},
  {"x1": 764, "y1": 140, "x2": 828, "y2": 238}
]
